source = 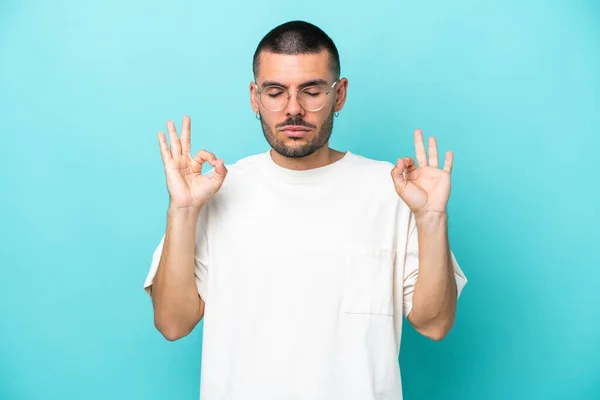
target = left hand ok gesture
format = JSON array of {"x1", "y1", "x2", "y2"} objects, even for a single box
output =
[{"x1": 391, "y1": 129, "x2": 453, "y2": 218}]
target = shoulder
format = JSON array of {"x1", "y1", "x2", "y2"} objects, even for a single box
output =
[
  {"x1": 201, "y1": 151, "x2": 268, "y2": 210},
  {"x1": 345, "y1": 151, "x2": 397, "y2": 189},
  {"x1": 202, "y1": 151, "x2": 266, "y2": 179},
  {"x1": 346, "y1": 151, "x2": 396, "y2": 174},
  {"x1": 347, "y1": 151, "x2": 414, "y2": 221}
]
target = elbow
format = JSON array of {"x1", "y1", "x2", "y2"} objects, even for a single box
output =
[
  {"x1": 425, "y1": 326, "x2": 450, "y2": 341},
  {"x1": 150, "y1": 295, "x2": 204, "y2": 341},
  {"x1": 415, "y1": 315, "x2": 455, "y2": 341},
  {"x1": 430, "y1": 318, "x2": 455, "y2": 341},
  {"x1": 154, "y1": 318, "x2": 192, "y2": 342},
  {"x1": 161, "y1": 329, "x2": 189, "y2": 342}
]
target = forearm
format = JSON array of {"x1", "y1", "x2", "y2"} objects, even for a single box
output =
[
  {"x1": 151, "y1": 206, "x2": 205, "y2": 340},
  {"x1": 408, "y1": 212, "x2": 457, "y2": 339}
]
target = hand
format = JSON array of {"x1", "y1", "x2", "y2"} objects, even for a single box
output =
[
  {"x1": 391, "y1": 129, "x2": 453, "y2": 218},
  {"x1": 158, "y1": 116, "x2": 227, "y2": 211}
]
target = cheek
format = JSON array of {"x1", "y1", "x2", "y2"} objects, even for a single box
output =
[
  {"x1": 261, "y1": 114, "x2": 281, "y2": 132},
  {"x1": 264, "y1": 113, "x2": 282, "y2": 127},
  {"x1": 311, "y1": 112, "x2": 330, "y2": 127}
]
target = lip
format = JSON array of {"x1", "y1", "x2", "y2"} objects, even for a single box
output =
[{"x1": 280, "y1": 126, "x2": 311, "y2": 137}]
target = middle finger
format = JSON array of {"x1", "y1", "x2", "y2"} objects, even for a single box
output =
[
  {"x1": 428, "y1": 136, "x2": 439, "y2": 168},
  {"x1": 167, "y1": 120, "x2": 182, "y2": 157}
]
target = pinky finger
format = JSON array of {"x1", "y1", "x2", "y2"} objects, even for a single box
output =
[
  {"x1": 443, "y1": 151, "x2": 453, "y2": 172},
  {"x1": 158, "y1": 132, "x2": 171, "y2": 162}
]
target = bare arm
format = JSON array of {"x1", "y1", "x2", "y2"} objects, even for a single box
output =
[
  {"x1": 150, "y1": 206, "x2": 205, "y2": 341},
  {"x1": 149, "y1": 116, "x2": 227, "y2": 341},
  {"x1": 391, "y1": 129, "x2": 459, "y2": 341},
  {"x1": 406, "y1": 212, "x2": 457, "y2": 341}
]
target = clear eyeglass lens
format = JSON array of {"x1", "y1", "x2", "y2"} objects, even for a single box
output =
[{"x1": 260, "y1": 86, "x2": 328, "y2": 112}]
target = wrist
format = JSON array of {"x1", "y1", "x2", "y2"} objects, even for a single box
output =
[
  {"x1": 167, "y1": 204, "x2": 201, "y2": 219},
  {"x1": 415, "y1": 211, "x2": 448, "y2": 228}
]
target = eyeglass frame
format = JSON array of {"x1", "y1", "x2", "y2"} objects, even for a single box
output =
[{"x1": 254, "y1": 79, "x2": 340, "y2": 113}]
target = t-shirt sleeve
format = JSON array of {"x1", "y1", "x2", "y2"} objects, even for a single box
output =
[
  {"x1": 401, "y1": 211, "x2": 468, "y2": 318},
  {"x1": 143, "y1": 204, "x2": 210, "y2": 302}
]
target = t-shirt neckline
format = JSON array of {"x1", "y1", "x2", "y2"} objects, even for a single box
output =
[{"x1": 263, "y1": 148, "x2": 353, "y2": 183}]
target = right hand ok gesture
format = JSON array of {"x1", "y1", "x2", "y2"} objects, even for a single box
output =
[{"x1": 158, "y1": 116, "x2": 227, "y2": 211}]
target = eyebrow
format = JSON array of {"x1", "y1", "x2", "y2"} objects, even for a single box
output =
[{"x1": 259, "y1": 79, "x2": 329, "y2": 90}]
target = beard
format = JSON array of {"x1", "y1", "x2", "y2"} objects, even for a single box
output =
[{"x1": 260, "y1": 108, "x2": 335, "y2": 159}]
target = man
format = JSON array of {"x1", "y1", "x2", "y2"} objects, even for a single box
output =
[{"x1": 144, "y1": 20, "x2": 467, "y2": 400}]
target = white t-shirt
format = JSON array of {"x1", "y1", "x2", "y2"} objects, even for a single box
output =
[{"x1": 144, "y1": 149, "x2": 467, "y2": 400}]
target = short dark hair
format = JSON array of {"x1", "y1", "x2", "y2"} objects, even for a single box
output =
[{"x1": 252, "y1": 20, "x2": 341, "y2": 81}]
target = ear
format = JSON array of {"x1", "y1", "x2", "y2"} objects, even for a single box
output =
[
  {"x1": 333, "y1": 78, "x2": 348, "y2": 113},
  {"x1": 250, "y1": 81, "x2": 260, "y2": 114}
]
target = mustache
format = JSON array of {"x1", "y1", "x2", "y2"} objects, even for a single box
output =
[{"x1": 275, "y1": 117, "x2": 316, "y2": 129}]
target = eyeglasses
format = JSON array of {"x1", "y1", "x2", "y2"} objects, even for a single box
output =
[{"x1": 254, "y1": 80, "x2": 339, "y2": 112}]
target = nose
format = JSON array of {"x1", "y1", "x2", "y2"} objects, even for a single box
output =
[{"x1": 284, "y1": 92, "x2": 305, "y2": 117}]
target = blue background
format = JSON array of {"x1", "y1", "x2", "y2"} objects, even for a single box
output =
[{"x1": 1, "y1": 0, "x2": 598, "y2": 399}]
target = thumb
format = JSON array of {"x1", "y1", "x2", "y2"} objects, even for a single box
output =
[
  {"x1": 397, "y1": 157, "x2": 416, "y2": 172},
  {"x1": 391, "y1": 164, "x2": 406, "y2": 190},
  {"x1": 391, "y1": 157, "x2": 415, "y2": 193},
  {"x1": 211, "y1": 158, "x2": 228, "y2": 184},
  {"x1": 392, "y1": 157, "x2": 413, "y2": 178}
]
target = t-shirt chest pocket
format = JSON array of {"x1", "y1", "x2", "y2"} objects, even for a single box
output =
[{"x1": 343, "y1": 247, "x2": 396, "y2": 316}]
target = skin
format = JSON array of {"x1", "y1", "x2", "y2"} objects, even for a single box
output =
[
  {"x1": 249, "y1": 49, "x2": 459, "y2": 340},
  {"x1": 391, "y1": 132, "x2": 459, "y2": 340},
  {"x1": 250, "y1": 50, "x2": 348, "y2": 171},
  {"x1": 151, "y1": 48, "x2": 459, "y2": 342}
]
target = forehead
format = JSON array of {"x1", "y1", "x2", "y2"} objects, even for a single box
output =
[{"x1": 256, "y1": 50, "x2": 333, "y2": 85}]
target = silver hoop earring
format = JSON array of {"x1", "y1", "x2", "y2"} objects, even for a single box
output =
[
  {"x1": 334, "y1": 112, "x2": 340, "y2": 117},
  {"x1": 255, "y1": 113, "x2": 261, "y2": 120}
]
